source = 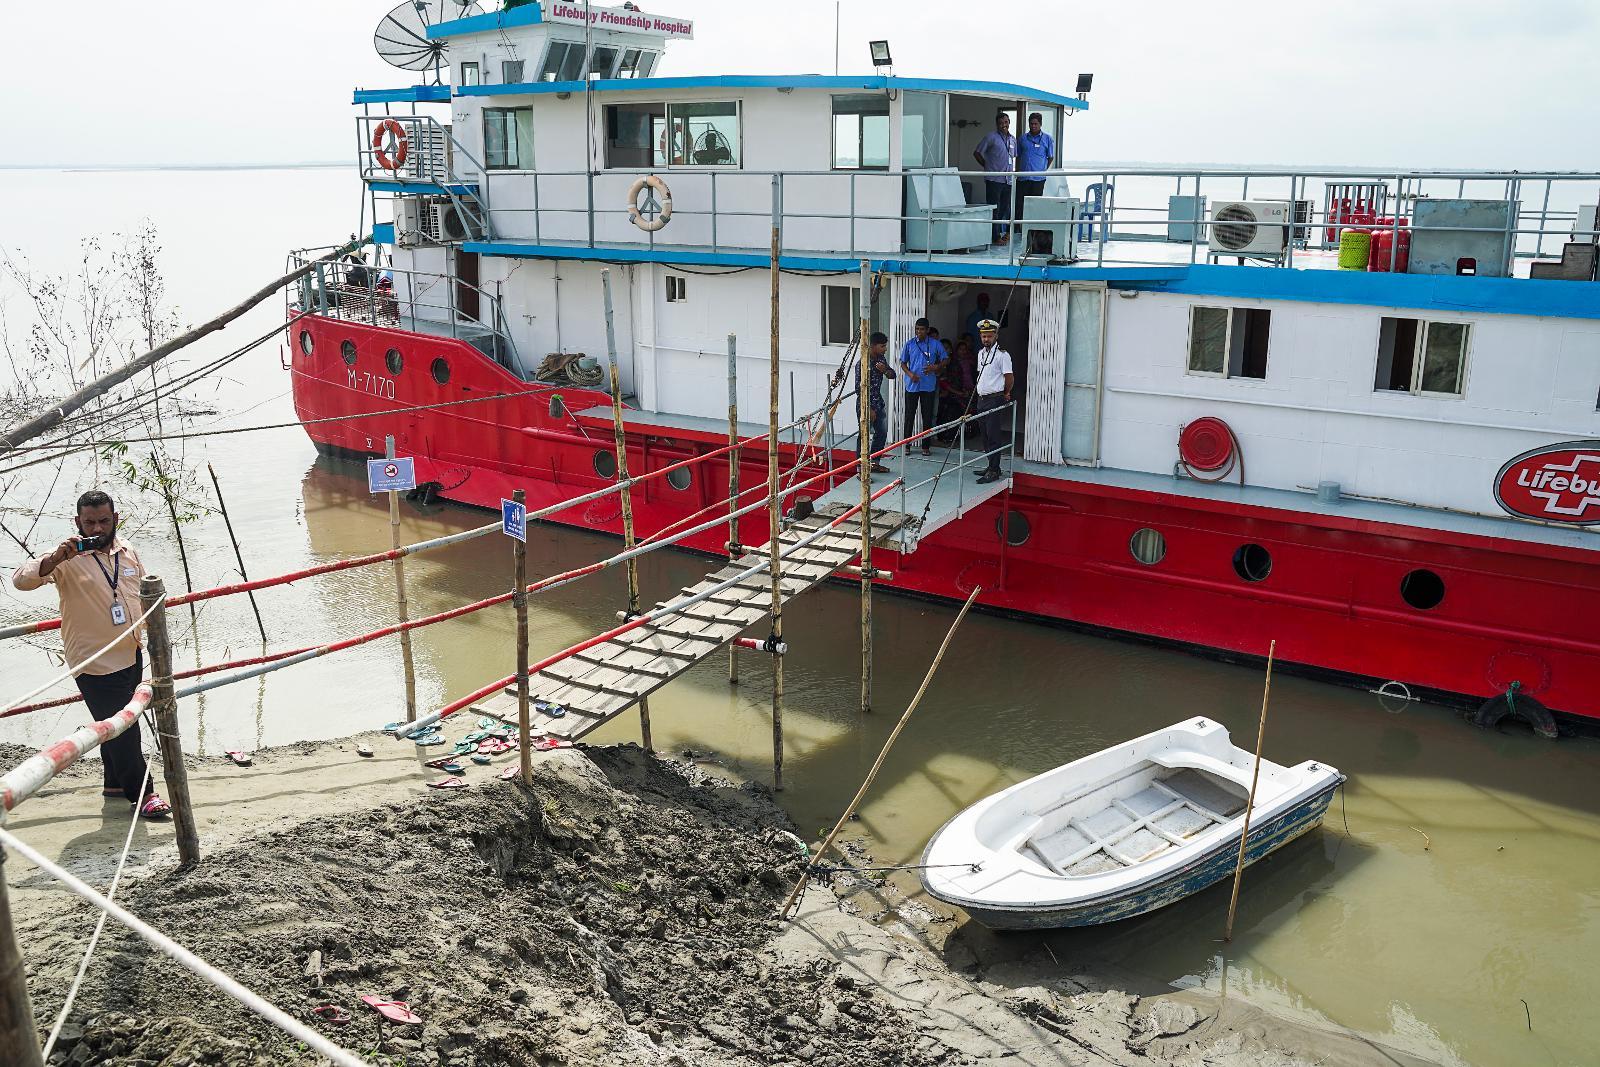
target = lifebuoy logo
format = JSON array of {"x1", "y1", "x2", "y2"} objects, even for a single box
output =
[{"x1": 1494, "y1": 441, "x2": 1600, "y2": 524}]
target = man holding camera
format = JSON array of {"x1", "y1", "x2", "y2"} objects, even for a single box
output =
[{"x1": 11, "y1": 490, "x2": 170, "y2": 818}]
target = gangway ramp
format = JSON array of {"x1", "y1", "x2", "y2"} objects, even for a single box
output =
[
  {"x1": 811, "y1": 451, "x2": 1011, "y2": 552},
  {"x1": 471, "y1": 503, "x2": 908, "y2": 740}
]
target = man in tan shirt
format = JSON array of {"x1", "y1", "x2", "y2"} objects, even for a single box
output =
[{"x1": 11, "y1": 490, "x2": 169, "y2": 817}]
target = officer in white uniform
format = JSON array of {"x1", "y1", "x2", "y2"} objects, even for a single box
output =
[{"x1": 973, "y1": 319, "x2": 1014, "y2": 484}]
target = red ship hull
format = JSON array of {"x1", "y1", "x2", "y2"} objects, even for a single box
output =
[{"x1": 289, "y1": 315, "x2": 1600, "y2": 725}]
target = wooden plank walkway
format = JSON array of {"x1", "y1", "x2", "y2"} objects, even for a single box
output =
[{"x1": 470, "y1": 502, "x2": 908, "y2": 741}]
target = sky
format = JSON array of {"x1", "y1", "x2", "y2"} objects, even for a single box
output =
[{"x1": 3, "y1": 0, "x2": 1596, "y2": 170}]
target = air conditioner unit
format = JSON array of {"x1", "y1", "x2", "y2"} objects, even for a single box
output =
[
  {"x1": 1208, "y1": 200, "x2": 1290, "y2": 256},
  {"x1": 431, "y1": 201, "x2": 484, "y2": 243},
  {"x1": 395, "y1": 198, "x2": 441, "y2": 248}
]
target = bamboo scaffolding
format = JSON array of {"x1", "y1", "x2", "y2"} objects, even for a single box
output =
[
  {"x1": 513, "y1": 488, "x2": 532, "y2": 785},
  {"x1": 385, "y1": 436, "x2": 418, "y2": 722},
  {"x1": 858, "y1": 259, "x2": 874, "y2": 715},
  {"x1": 727, "y1": 332, "x2": 740, "y2": 687},
  {"x1": 768, "y1": 192, "x2": 785, "y2": 790},
  {"x1": 1223, "y1": 639, "x2": 1277, "y2": 942}
]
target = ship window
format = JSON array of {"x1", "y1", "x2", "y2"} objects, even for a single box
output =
[
  {"x1": 901, "y1": 91, "x2": 947, "y2": 169},
  {"x1": 431, "y1": 357, "x2": 451, "y2": 385},
  {"x1": 1400, "y1": 569, "x2": 1445, "y2": 610},
  {"x1": 1129, "y1": 528, "x2": 1166, "y2": 565},
  {"x1": 667, "y1": 466, "x2": 692, "y2": 491},
  {"x1": 1375, "y1": 317, "x2": 1469, "y2": 396},
  {"x1": 298, "y1": 330, "x2": 314, "y2": 356},
  {"x1": 594, "y1": 449, "x2": 618, "y2": 480},
  {"x1": 820, "y1": 284, "x2": 884, "y2": 345},
  {"x1": 484, "y1": 107, "x2": 533, "y2": 170},
  {"x1": 617, "y1": 49, "x2": 654, "y2": 79},
  {"x1": 341, "y1": 340, "x2": 357, "y2": 366},
  {"x1": 605, "y1": 101, "x2": 740, "y2": 168},
  {"x1": 1187, "y1": 306, "x2": 1269, "y2": 379},
  {"x1": 665, "y1": 275, "x2": 687, "y2": 302},
  {"x1": 833, "y1": 94, "x2": 891, "y2": 171},
  {"x1": 540, "y1": 40, "x2": 585, "y2": 82},
  {"x1": 459, "y1": 62, "x2": 479, "y2": 87},
  {"x1": 501, "y1": 60, "x2": 525, "y2": 84},
  {"x1": 1232, "y1": 543, "x2": 1272, "y2": 583},
  {"x1": 996, "y1": 510, "x2": 1031, "y2": 546},
  {"x1": 587, "y1": 47, "x2": 618, "y2": 80},
  {"x1": 385, "y1": 348, "x2": 403, "y2": 375}
]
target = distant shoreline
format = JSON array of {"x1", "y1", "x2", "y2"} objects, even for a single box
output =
[{"x1": 0, "y1": 162, "x2": 348, "y2": 173}]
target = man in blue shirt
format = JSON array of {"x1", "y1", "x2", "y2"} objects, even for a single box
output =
[
  {"x1": 972, "y1": 112, "x2": 1017, "y2": 244},
  {"x1": 899, "y1": 317, "x2": 947, "y2": 456},
  {"x1": 1017, "y1": 112, "x2": 1055, "y2": 223}
]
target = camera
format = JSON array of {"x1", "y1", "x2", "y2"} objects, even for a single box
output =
[{"x1": 74, "y1": 537, "x2": 97, "y2": 552}]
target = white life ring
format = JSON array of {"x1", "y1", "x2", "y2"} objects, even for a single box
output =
[{"x1": 627, "y1": 175, "x2": 673, "y2": 232}]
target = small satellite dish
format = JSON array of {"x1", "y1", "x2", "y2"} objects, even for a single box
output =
[{"x1": 374, "y1": 0, "x2": 484, "y2": 83}]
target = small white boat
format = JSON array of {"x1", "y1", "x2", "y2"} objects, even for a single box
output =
[{"x1": 920, "y1": 718, "x2": 1342, "y2": 929}]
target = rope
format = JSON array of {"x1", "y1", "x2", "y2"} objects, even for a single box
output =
[
  {"x1": 0, "y1": 825, "x2": 369, "y2": 1067},
  {"x1": 0, "y1": 594, "x2": 166, "y2": 713}
]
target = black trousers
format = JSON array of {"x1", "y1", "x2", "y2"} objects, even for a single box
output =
[
  {"x1": 975, "y1": 393, "x2": 1009, "y2": 474},
  {"x1": 985, "y1": 180, "x2": 1014, "y2": 240},
  {"x1": 75, "y1": 652, "x2": 154, "y2": 803},
  {"x1": 903, "y1": 391, "x2": 938, "y2": 448}
]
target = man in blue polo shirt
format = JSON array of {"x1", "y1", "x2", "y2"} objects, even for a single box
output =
[
  {"x1": 1017, "y1": 112, "x2": 1055, "y2": 222},
  {"x1": 972, "y1": 112, "x2": 1017, "y2": 244},
  {"x1": 899, "y1": 317, "x2": 947, "y2": 456}
]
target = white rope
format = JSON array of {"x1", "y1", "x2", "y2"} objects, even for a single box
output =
[
  {"x1": 0, "y1": 594, "x2": 165, "y2": 713},
  {"x1": 40, "y1": 752, "x2": 153, "y2": 1059},
  {"x1": 0, "y1": 825, "x2": 368, "y2": 1067}
]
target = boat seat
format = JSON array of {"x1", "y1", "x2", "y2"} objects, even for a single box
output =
[
  {"x1": 1158, "y1": 768, "x2": 1248, "y2": 818},
  {"x1": 905, "y1": 168, "x2": 996, "y2": 253}
]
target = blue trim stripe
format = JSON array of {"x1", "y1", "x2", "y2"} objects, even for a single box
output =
[
  {"x1": 457, "y1": 74, "x2": 1088, "y2": 110},
  {"x1": 368, "y1": 180, "x2": 480, "y2": 197},
  {"x1": 1121, "y1": 263, "x2": 1600, "y2": 321},
  {"x1": 352, "y1": 85, "x2": 452, "y2": 104},
  {"x1": 426, "y1": 3, "x2": 541, "y2": 39}
]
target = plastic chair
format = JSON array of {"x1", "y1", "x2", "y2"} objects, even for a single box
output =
[{"x1": 1078, "y1": 182, "x2": 1114, "y2": 242}]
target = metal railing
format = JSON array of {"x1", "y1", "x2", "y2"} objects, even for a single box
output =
[
  {"x1": 287, "y1": 247, "x2": 523, "y2": 375},
  {"x1": 443, "y1": 164, "x2": 1600, "y2": 275},
  {"x1": 356, "y1": 114, "x2": 495, "y2": 241}
]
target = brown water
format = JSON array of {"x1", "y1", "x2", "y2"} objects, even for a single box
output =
[{"x1": 2, "y1": 168, "x2": 1598, "y2": 1066}]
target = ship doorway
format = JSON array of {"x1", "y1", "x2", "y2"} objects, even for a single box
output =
[
  {"x1": 923, "y1": 279, "x2": 1030, "y2": 458},
  {"x1": 454, "y1": 249, "x2": 480, "y2": 323}
]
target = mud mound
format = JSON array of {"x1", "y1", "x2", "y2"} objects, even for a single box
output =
[{"x1": 34, "y1": 747, "x2": 960, "y2": 1066}]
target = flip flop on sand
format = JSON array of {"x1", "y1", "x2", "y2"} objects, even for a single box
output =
[
  {"x1": 139, "y1": 794, "x2": 172, "y2": 819},
  {"x1": 414, "y1": 734, "x2": 447, "y2": 747},
  {"x1": 470, "y1": 753, "x2": 493, "y2": 766},
  {"x1": 309, "y1": 1004, "x2": 351, "y2": 1026},
  {"x1": 226, "y1": 751, "x2": 253, "y2": 767},
  {"x1": 452, "y1": 740, "x2": 479, "y2": 755},
  {"x1": 356, "y1": 744, "x2": 374, "y2": 758},
  {"x1": 359, "y1": 996, "x2": 422, "y2": 1026},
  {"x1": 476, "y1": 716, "x2": 495, "y2": 730},
  {"x1": 497, "y1": 766, "x2": 521, "y2": 780},
  {"x1": 425, "y1": 776, "x2": 467, "y2": 790},
  {"x1": 381, "y1": 722, "x2": 402, "y2": 735},
  {"x1": 532, "y1": 737, "x2": 572, "y2": 751},
  {"x1": 423, "y1": 756, "x2": 462, "y2": 770}
]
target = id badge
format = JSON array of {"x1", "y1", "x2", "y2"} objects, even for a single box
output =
[{"x1": 110, "y1": 601, "x2": 128, "y2": 626}]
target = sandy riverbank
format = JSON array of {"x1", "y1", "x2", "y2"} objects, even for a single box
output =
[{"x1": 2, "y1": 735, "x2": 1434, "y2": 1066}]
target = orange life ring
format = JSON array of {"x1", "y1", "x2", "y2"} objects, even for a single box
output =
[{"x1": 372, "y1": 119, "x2": 409, "y2": 171}]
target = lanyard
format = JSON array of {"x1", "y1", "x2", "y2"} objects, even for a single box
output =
[{"x1": 91, "y1": 550, "x2": 122, "y2": 602}]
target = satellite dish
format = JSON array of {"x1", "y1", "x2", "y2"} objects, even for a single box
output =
[{"x1": 374, "y1": 1, "x2": 484, "y2": 82}]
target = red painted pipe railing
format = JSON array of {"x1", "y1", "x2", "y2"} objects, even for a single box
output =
[{"x1": 0, "y1": 684, "x2": 154, "y2": 811}]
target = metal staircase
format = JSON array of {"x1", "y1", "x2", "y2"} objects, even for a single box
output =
[{"x1": 358, "y1": 114, "x2": 493, "y2": 242}]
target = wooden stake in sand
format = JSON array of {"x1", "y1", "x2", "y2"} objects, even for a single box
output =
[
  {"x1": 1223, "y1": 639, "x2": 1276, "y2": 943},
  {"x1": 767, "y1": 203, "x2": 785, "y2": 791},
  {"x1": 857, "y1": 258, "x2": 874, "y2": 716},
  {"x1": 512, "y1": 489, "x2": 532, "y2": 786},
  {"x1": 780, "y1": 586, "x2": 981, "y2": 919},
  {"x1": 0, "y1": 849, "x2": 43, "y2": 1066},
  {"x1": 141, "y1": 575, "x2": 200, "y2": 868},
  {"x1": 206, "y1": 463, "x2": 267, "y2": 645},
  {"x1": 726, "y1": 332, "x2": 740, "y2": 687}
]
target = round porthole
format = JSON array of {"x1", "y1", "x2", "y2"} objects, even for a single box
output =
[
  {"x1": 1400, "y1": 569, "x2": 1445, "y2": 610},
  {"x1": 549, "y1": 394, "x2": 566, "y2": 419},
  {"x1": 995, "y1": 510, "x2": 1030, "y2": 547},
  {"x1": 1129, "y1": 528, "x2": 1166, "y2": 566},
  {"x1": 385, "y1": 348, "x2": 404, "y2": 375},
  {"x1": 340, "y1": 340, "x2": 357, "y2": 366},
  {"x1": 1232, "y1": 543, "x2": 1273, "y2": 583},
  {"x1": 593, "y1": 450, "x2": 618, "y2": 480},
  {"x1": 667, "y1": 466, "x2": 692, "y2": 491},
  {"x1": 298, "y1": 329, "x2": 314, "y2": 356},
  {"x1": 431, "y1": 357, "x2": 451, "y2": 385}
]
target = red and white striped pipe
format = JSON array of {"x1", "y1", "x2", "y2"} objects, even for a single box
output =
[{"x1": 0, "y1": 683, "x2": 153, "y2": 811}]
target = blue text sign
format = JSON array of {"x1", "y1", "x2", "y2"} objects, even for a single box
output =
[
  {"x1": 501, "y1": 498, "x2": 527, "y2": 542},
  {"x1": 367, "y1": 457, "x2": 416, "y2": 493}
]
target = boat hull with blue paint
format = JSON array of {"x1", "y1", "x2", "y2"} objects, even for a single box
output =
[{"x1": 920, "y1": 718, "x2": 1342, "y2": 930}]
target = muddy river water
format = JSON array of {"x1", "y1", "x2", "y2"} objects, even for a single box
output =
[{"x1": 1, "y1": 167, "x2": 1596, "y2": 1066}]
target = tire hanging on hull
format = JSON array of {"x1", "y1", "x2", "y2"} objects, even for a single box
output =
[{"x1": 1470, "y1": 681, "x2": 1559, "y2": 740}]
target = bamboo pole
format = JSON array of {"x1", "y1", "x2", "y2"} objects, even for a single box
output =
[
  {"x1": 601, "y1": 270, "x2": 651, "y2": 753},
  {"x1": 726, "y1": 332, "x2": 740, "y2": 687},
  {"x1": 858, "y1": 258, "x2": 874, "y2": 715},
  {"x1": 1223, "y1": 639, "x2": 1277, "y2": 942},
  {"x1": 385, "y1": 436, "x2": 418, "y2": 723},
  {"x1": 780, "y1": 585, "x2": 981, "y2": 919},
  {"x1": 206, "y1": 463, "x2": 267, "y2": 645},
  {"x1": 140, "y1": 575, "x2": 199, "y2": 868},
  {"x1": 0, "y1": 850, "x2": 43, "y2": 1067},
  {"x1": 768, "y1": 192, "x2": 785, "y2": 790},
  {"x1": 512, "y1": 489, "x2": 532, "y2": 784}
]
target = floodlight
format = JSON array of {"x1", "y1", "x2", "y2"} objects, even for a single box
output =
[
  {"x1": 1076, "y1": 73, "x2": 1094, "y2": 95},
  {"x1": 869, "y1": 41, "x2": 893, "y2": 68}
]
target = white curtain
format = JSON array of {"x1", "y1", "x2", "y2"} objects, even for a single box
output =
[
  {"x1": 1024, "y1": 281, "x2": 1070, "y2": 464},
  {"x1": 887, "y1": 275, "x2": 926, "y2": 437}
]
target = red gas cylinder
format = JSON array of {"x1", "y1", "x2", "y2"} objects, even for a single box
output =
[
  {"x1": 1325, "y1": 197, "x2": 1351, "y2": 244},
  {"x1": 1367, "y1": 218, "x2": 1411, "y2": 273}
]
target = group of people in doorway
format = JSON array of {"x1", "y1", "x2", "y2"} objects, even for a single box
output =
[
  {"x1": 864, "y1": 293, "x2": 1015, "y2": 486},
  {"x1": 973, "y1": 111, "x2": 1056, "y2": 245}
]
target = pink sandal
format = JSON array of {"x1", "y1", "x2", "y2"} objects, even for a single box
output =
[
  {"x1": 360, "y1": 995, "x2": 422, "y2": 1026},
  {"x1": 139, "y1": 794, "x2": 171, "y2": 819}
]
